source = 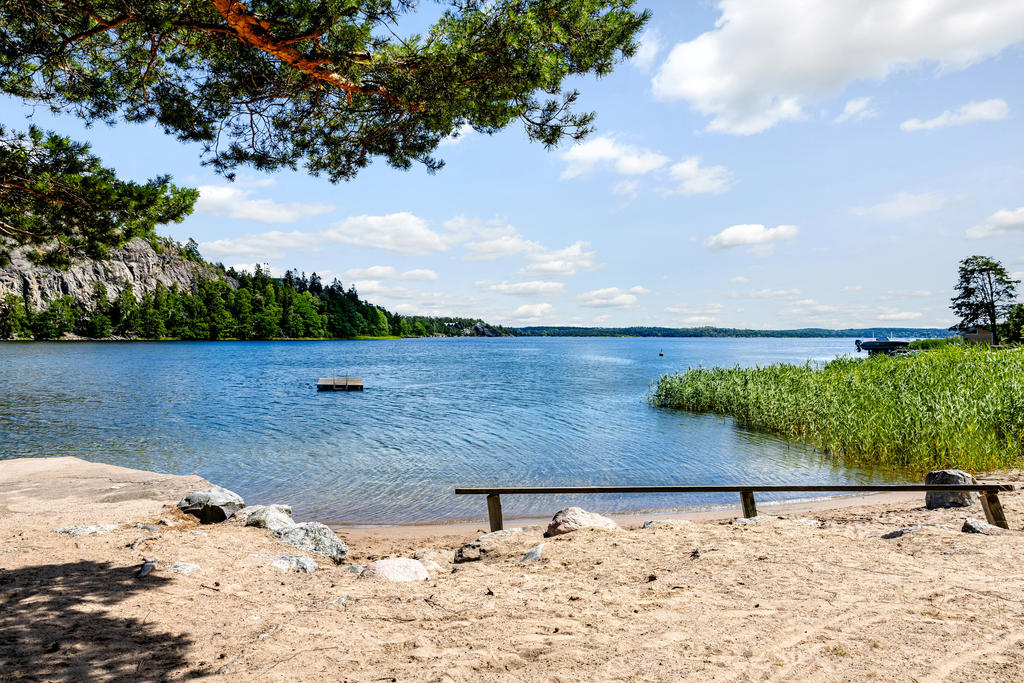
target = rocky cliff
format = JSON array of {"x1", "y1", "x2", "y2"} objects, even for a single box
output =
[{"x1": 0, "y1": 238, "x2": 233, "y2": 309}]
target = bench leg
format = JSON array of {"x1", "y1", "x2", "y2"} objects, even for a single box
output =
[
  {"x1": 740, "y1": 491, "x2": 757, "y2": 518},
  {"x1": 486, "y1": 493, "x2": 504, "y2": 532},
  {"x1": 981, "y1": 491, "x2": 1009, "y2": 530}
]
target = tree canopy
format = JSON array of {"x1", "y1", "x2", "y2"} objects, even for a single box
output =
[
  {"x1": 0, "y1": 126, "x2": 198, "y2": 267},
  {"x1": 950, "y1": 255, "x2": 1020, "y2": 346},
  {"x1": 0, "y1": 0, "x2": 649, "y2": 181}
]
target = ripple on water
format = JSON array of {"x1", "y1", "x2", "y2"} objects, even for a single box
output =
[{"x1": 0, "y1": 337, "x2": 910, "y2": 523}]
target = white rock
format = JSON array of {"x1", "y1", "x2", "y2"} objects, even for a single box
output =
[
  {"x1": 641, "y1": 519, "x2": 692, "y2": 529},
  {"x1": 243, "y1": 504, "x2": 295, "y2": 531},
  {"x1": 962, "y1": 518, "x2": 1002, "y2": 535},
  {"x1": 269, "y1": 555, "x2": 318, "y2": 573},
  {"x1": 361, "y1": 558, "x2": 429, "y2": 582},
  {"x1": 169, "y1": 561, "x2": 200, "y2": 575},
  {"x1": 273, "y1": 522, "x2": 348, "y2": 563},
  {"x1": 520, "y1": 543, "x2": 547, "y2": 562},
  {"x1": 544, "y1": 507, "x2": 619, "y2": 537},
  {"x1": 50, "y1": 524, "x2": 117, "y2": 537}
]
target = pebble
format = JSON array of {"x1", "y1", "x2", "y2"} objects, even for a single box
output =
[
  {"x1": 169, "y1": 561, "x2": 201, "y2": 575},
  {"x1": 520, "y1": 543, "x2": 547, "y2": 563},
  {"x1": 962, "y1": 518, "x2": 1002, "y2": 535},
  {"x1": 268, "y1": 555, "x2": 318, "y2": 573},
  {"x1": 881, "y1": 525, "x2": 925, "y2": 539},
  {"x1": 50, "y1": 524, "x2": 117, "y2": 537}
]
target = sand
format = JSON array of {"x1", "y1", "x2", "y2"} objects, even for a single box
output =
[{"x1": 2, "y1": 456, "x2": 1024, "y2": 681}]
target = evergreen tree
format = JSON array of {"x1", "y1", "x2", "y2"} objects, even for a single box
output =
[
  {"x1": 0, "y1": 293, "x2": 29, "y2": 338},
  {"x1": 86, "y1": 281, "x2": 112, "y2": 338},
  {"x1": 951, "y1": 256, "x2": 1020, "y2": 346}
]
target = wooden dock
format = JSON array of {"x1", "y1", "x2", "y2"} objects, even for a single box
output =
[{"x1": 316, "y1": 377, "x2": 363, "y2": 391}]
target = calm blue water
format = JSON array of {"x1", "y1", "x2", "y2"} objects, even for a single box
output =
[{"x1": 0, "y1": 337, "x2": 910, "y2": 524}]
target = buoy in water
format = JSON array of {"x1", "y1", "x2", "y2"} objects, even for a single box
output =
[{"x1": 659, "y1": 350, "x2": 664, "y2": 357}]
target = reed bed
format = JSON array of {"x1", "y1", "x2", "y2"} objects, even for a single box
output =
[{"x1": 649, "y1": 344, "x2": 1024, "y2": 472}]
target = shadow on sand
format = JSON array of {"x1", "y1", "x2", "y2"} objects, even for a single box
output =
[{"x1": 0, "y1": 559, "x2": 207, "y2": 681}]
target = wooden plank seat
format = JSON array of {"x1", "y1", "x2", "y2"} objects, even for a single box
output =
[{"x1": 454, "y1": 484, "x2": 1015, "y2": 533}]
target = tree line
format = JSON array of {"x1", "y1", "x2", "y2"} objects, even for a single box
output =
[{"x1": 0, "y1": 265, "x2": 507, "y2": 341}]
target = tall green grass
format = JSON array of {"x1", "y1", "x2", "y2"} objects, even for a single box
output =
[{"x1": 649, "y1": 344, "x2": 1024, "y2": 472}]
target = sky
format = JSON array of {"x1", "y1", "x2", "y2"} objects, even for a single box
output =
[{"x1": 4, "y1": 0, "x2": 1024, "y2": 329}]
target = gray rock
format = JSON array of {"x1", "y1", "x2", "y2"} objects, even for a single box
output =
[
  {"x1": 134, "y1": 523, "x2": 159, "y2": 531},
  {"x1": 881, "y1": 525, "x2": 925, "y2": 539},
  {"x1": 243, "y1": 504, "x2": 295, "y2": 531},
  {"x1": 730, "y1": 517, "x2": 763, "y2": 526},
  {"x1": 191, "y1": 530, "x2": 208, "y2": 537},
  {"x1": 269, "y1": 555, "x2": 318, "y2": 573},
  {"x1": 544, "y1": 507, "x2": 619, "y2": 537},
  {"x1": 177, "y1": 487, "x2": 245, "y2": 524},
  {"x1": 50, "y1": 524, "x2": 117, "y2": 537},
  {"x1": 343, "y1": 564, "x2": 364, "y2": 574},
  {"x1": 273, "y1": 522, "x2": 348, "y2": 563},
  {"x1": 520, "y1": 543, "x2": 547, "y2": 562},
  {"x1": 169, "y1": 561, "x2": 200, "y2": 575},
  {"x1": 925, "y1": 470, "x2": 979, "y2": 509},
  {"x1": 962, "y1": 518, "x2": 1002, "y2": 535},
  {"x1": 476, "y1": 528, "x2": 526, "y2": 542},
  {"x1": 453, "y1": 542, "x2": 483, "y2": 564},
  {"x1": 327, "y1": 596, "x2": 351, "y2": 606},
  {"x1": 361, "y1": 558, "x2": 429, "y2": 582}
]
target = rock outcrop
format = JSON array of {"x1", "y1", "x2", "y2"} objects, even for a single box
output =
[
  {"x1": 361, "y1": 558, "x2": 429, "y2": 582},
  {"x1": 273, "y1": 522, "x2": 348, "y2": 563},
  {"x1": 0, "y1": 237, "x2": 234, "y2": 311}
]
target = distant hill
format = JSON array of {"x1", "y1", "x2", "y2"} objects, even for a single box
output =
[{"x1": 511, "y1": 326, "x2": 953, "y2": 338}]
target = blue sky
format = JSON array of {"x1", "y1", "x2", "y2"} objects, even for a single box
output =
[{"x1": 4, "y1": 0, "x2": 1024, "y2": 328}]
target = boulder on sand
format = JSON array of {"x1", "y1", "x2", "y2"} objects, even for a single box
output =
[
  {"x1": 544, "y1": 507, "x2": 619, "y2": 537},
  {"x1": 361, "y1": 558, "x2": 429, "y2": 582},
  {"x1": 242, "y1": 504, "x2": 295, "y2": 531},
  {"x1": 273, "y1": 522, "x2": 348, "y2": 563},
  {"x1": 925, "y1": 470, "x2": 979, "y2": 509},
  {"x1": 177, "y1": 487, "x2": 245, "y2": 524}
]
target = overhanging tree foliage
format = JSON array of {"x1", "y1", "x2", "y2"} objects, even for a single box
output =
[
  {"x1": 0, "y1": 126, "x2": 198, "y2": 266},
  {"x1": 0, "y1": 0, "x2": 649, "y2": 181},
  {"x1": 950, "y1": 255, "x2": 1020, "y2": 346}
]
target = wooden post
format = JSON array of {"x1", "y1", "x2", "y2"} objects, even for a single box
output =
[
  {"x1": 740, "y1": 490, "x2": 757, "y2": 518},
  {"x1": 486, "y1": 493, "x2": 503, "y2": 532},
  {"x1": 981, "y1": 490, "x2": 1009, "y2": 530}
]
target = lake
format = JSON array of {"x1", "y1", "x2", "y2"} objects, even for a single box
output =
[{"x1": 0, "y1": 337, "x2": 912, "y2": 525}]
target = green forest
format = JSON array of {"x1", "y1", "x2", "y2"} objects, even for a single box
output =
[{"x1": 0, "y1": 258, "x2": 507, "y2": 341}]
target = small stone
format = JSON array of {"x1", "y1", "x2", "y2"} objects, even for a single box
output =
[
  {"x1": 327, "y1": 596, "x2": 351, "y2": 606},
  {"x1": 925, "y1": 470, "x2": 979, "y2": 509},
  {"x1": 544, "y1": 507, "x2": 619, "y2": 537},
  {"x1": 169, "y1": 561, "x2": 200, "y2": 575},
  {"x1": 344, "y1": 564, "x2": 364, "y2": 574},
  {"x1": 243, "y1": 505, "x2": 295, "y2": 531},
  {"x1": 421, "y1": 560, "x2": 446, "y2": 573},
  {"x1": 157, "y1": 518, "x2": 176, "y2": 527},
  {"x1": 730, "y1": 517, "x2": 762, "y2": 526},
  {"x1": 520, "y1": 543, "x2": 547, "y2": 563},
  {"x1": 881, "y1": 525, "x2": 925, "y2": 539},
  {"x1": 191, "y1": 530, "x2": 208, "y2": 537},
  {"x1": 475, "y1": 528, "x2": 525, "y2": 542},
  {"x1": 361, "y1": 558, "x2": 429, "y2": 582},
  {"x1": 453, "y1": 542, "x2": 483, "y2": 564},
  {"x1": 273, "y1": 522, "x2": 348, "y2": 563},
  {"x1": 134, "y1": 524, "x2": 159, "y2": 531},
  {"x1": 177, "y1": 487, "x2": 245, "y2": 524},
  {"x1": 793, "y1": 518, "x2": 823, "y2": 527},
  {"x1": 50, "y1": 524, "x2": 117, "y2": 537},
  {"x1": 642, "y1": 519, "x2": 692, "y2": 529},
  {"x1": 269, "y1": 555, "x2": 317, "y2": 573},
  {"x1": 136, "y1": 559, "x2": 157, "y2": 578},
  {"x1": 962, "y1": 518, "x2": 1002, "y2": 535}
]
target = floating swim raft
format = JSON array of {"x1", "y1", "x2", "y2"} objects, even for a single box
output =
[{"x1": 316, "y1": 377, "x2": 363, "y2": 391}]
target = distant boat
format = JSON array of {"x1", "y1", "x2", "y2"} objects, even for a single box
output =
[{"x1": 854, "y1": 335, "x2": 910, "y2": 355}]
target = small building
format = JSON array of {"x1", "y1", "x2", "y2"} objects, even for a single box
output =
[{"x1": 960, "y1": 327, "x2": 994, "y2": 345}]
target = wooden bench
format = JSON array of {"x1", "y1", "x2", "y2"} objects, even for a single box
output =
[{"x1": 454, "y1": 484, "x2": 1015, "y2": 533}]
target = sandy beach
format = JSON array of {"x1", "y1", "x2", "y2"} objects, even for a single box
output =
[{"x1": 3, "y1": 456, "x2": 1024, "y2": 681}]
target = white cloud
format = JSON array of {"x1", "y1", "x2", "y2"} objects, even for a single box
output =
[
  {"x1": 632, "y1": 29, "x2": 663, "y2": 71},
  {"x1": 878, "y1": 311, "x2": 924, "y2": 321},
  {"x1": 323, "y1": 213, "x2": 450, "y2": 255},
  {"x1": 228, "y1": 262, "x2": 284, "y2": 277},
  {"x1": 342, "y1": 266, "x2": 438, "y2": 281},
  {"x1": 852, "y1": 191, "x2": 946, "y2": 220},
  {"x1": 842, "y1": 285, "x2": 863, "y2": 292},
  {"x1": 560, "y1": 136, "x2": 669, "y2": 179},
  {"x1": 652, "y1": 1, "x2": 1024, "y2": 135},
  {"x1": 201, "y1": 230, "x2": 322, "y2": 260},
  {"x1": 1010, "y1": 271, "x2": 1024, "y2": 281},
  {"x1": 439, "y1": 123, "x2": 475, "y2": 146},
  {"x1": 463, "y1": 230, "x2": 542, "y2": 261},
  {"x1": 475, "y1": 280, "x2": 566, "y2": 296},
  {"x1": 704, "y1": 224, "x2": 799, "y2": 256},
  {"x1": 966, "y1": 207, "x2": 1024, "y2": 238},
  {"x1": 900, "y1": 98, "x2": 1010, "y2": 131},
  {"x1": 729, "y1": 276, "x2": 750, "y2": 284},
  {"x1": 195, "y1": 181, "x2": 334, "y2": 223},
  {"x1": 662, "y1": 157, "x2": 733, "y2": 196},
  {"x1": 520, "y1": 241, "x2": 600, "y2": 278},
  {"x1": 511, "y1": 303, "x2": 554, "y2": 322},
  {"x1": 739, "y1": 288, "x2": 802, "y2": 299},
  {"x1": 577, "y1": 286, "x2": 648, "y2": 309},
  {"x1": 834, "y1": 97, "x2": 877, "y2": 123},
  {"x1": 680, "y1": 316, "x2": 719, "y2": 326},
  {"x1": 612, "y1": 180, "x2": 641, "y2": 201},
  {"x1": 665, "y1": 303, "x2": 724, "y2": 315},
  {"x1": 594, "y1": 314, "x2": 613, "y2": 324}
]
